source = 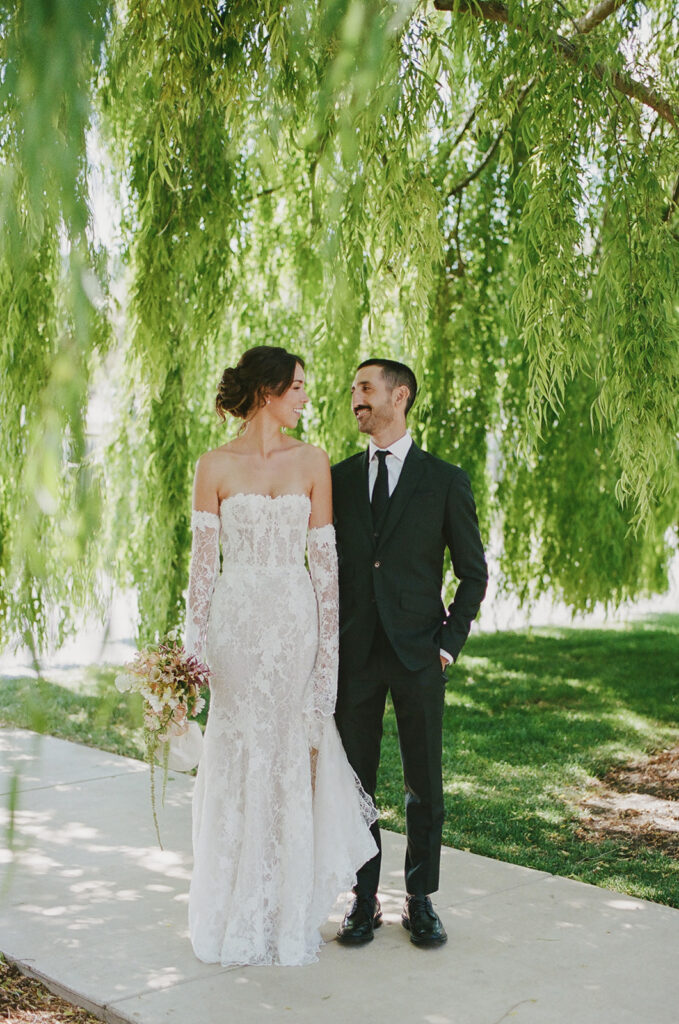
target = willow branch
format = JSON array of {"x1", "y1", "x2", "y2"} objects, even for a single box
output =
[
  {"x1": 452, "y1": 103, "x2": 479, "y2": 149},
  {"x1": 241, "y1": 183, "x2": 287, "y2": 204},
  {"x1": 433, "y1": 0, "x2": 678, "y2": 129},
  {"x1": 662, "y1": 171, "x2": 679, "y2": 223},
  {"x1": 447, "y1": 81, "x2": 534, "y2": 196},
  {"x1": 448, "y1": 131, "x2": 502, "y2": 196},
  {"x1": 573, "y1": 0, "x2": 627, "y2": 35},
  {"x1": 447, "y1": 71, "x2": 524, "y2": 157}
]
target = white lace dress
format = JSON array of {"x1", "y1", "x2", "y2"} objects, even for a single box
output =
[{"x1": 184, "y1": 493, "x2": 377, "y2": 967}]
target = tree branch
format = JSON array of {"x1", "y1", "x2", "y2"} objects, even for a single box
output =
[
  {"x1": 433, "y1": 0, "x2": 678, "y2": 129},
  {"x1": 452, "y1": 103, "x2": 479, "y2": 150},
  {"x1": 437, "y1": 1, "x2": 507, "y2": 22},
  {"x1": 449, "y1": 130, "x2": 503, "y2": 196},
  {"x1": 573, "y1": 0, "x2": 627, "y2": 35},
  {"x1": 447, "y1": 80, "x2": 534, "y2": 196},
  {"x1": 241, "y1": 183, "x2": 287, "y2": 204}
]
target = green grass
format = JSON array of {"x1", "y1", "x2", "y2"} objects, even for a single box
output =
[
  {"x1": 0, "y1": 667, "x2": 210, "y2": 758},
  {"x1": 0, "y1": 667, "x2": 147, "y2": 759},
  {"x1": 378, "y1": 613, "x2": 679, "y2": 907},
  {"x1": 2, "y1": 614, "x2": 678, "y2": 906}
]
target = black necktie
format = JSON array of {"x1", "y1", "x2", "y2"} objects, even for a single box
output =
[{"x1": 371, "y1": 450, "x2": 391, "y2": 523}]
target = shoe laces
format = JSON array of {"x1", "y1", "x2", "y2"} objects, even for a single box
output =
[{"x1": 407, "y1": 894, "x2": 433, "y2": 916}]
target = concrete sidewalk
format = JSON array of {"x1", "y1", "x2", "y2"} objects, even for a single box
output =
[{"x1": 1, "y1": 727, "x2": 678, "y2": 1024}]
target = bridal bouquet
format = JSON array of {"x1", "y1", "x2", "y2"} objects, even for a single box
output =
[{"x1": 116, "y1": 630, "x2": 209, "y2": 845}]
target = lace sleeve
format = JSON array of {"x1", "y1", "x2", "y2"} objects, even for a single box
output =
[
  {"x1": 305, "y1": 524, "x2": 339, "y2": 746},
  {"x1": 184, "y1": 509, "x2": 221, "y2": 664}
]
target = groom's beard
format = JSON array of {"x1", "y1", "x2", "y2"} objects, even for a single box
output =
[{"x1": 353, "y1": 402, "x2": 395, "y2": 435}]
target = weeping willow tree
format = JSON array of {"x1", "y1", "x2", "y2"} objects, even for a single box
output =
[{"x1": 1, "y1": 0, "x2": 678, "y2": 651}]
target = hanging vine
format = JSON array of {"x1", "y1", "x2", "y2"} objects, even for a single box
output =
[{"x1": 1, "y1": 0, "x2": 677, "y2": 649}]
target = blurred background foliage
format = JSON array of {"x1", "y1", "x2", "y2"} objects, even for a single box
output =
[{"x1": 1, "y1": 0, "x2": 678, "y2": 652}]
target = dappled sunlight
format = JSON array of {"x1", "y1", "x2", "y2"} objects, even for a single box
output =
[
  {"x1": 1, "y1": 735, "x2": 196, "y2": 984},
  {"x1": 370, "y1": 884, "x2": 406, "y2": 921},
  {"x1": 532, "y1": 806, "x2": 566, "y2": 825},
  {"x1": 70, "y1": 879, "x2": 143, "y2": 902},
  {"x1": 443, "y1": 778, "x2": 477, "y2": 797},
  {"x1": 603, "y1": 708, "x2": 662, "y2": 735},
  {"x1": 444, "y1": 688, "x2": 493, "y2": 713},
  {"x1": 17, "y1": 827, "x2": 193, "y2": 884},
  {"x1": 0, "y1": 732, "x2": 43, "y2": 790},
  {"x1": 17, "y1": 812, "x2": 100, "y2": 845},
  {"x1": 1, "y1": 767, "x2": 206, "y2": 998},
  {"x1": 130, "y1": 846, "x2": 192, "y2": 881},
  {"x1": 0, "y1": 749, "x2": 35, "y2": 767},
  {"x1": 6, "y1": 832, "x2": 190, "y2": 905},
  {"x1": 12, "y1": 850, "x2": 63, "y2": 873},
  {"x1": 605, "y1": 898, "x2": 647, "y2": 911},
  {"x1": 145, "y1": 966, "x2": 185, "y2": 990},
  {"x1": 3, "y1": 802, "x2": 193, "y2": 883}
]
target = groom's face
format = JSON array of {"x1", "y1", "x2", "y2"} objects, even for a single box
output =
[{"x1": 351, "y1": 366, "x2": 397, "y2": 436}]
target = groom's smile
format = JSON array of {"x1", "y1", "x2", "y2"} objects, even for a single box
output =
[{"x1": 353, "y1": 405, "x2": 375, "y2": 434}]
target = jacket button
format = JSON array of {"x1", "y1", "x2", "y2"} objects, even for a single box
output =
[{"x1": 374, "y1": 560, "x2": 381, "y2": 568}]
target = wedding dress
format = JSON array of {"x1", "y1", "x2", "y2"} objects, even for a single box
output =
[{"x1": 184, "y1": 492, "x2": 377, "y2": 967}]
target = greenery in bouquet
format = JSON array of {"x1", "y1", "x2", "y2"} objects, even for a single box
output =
[{"x1": 115, "y1": 630, "x2": 209, "y2": 845}]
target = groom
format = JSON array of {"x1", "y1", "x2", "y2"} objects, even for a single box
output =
[{"x1": 332, "y1": 358, "x2": 488, "y2": 947}]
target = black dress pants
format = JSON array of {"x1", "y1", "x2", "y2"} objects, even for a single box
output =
[{"x1": 334, "y1": 619, "x2": 446, "y2": 897}]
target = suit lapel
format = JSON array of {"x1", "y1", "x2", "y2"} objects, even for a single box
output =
[{"x1": 377, "y1": 444, "x2": 426, "y2": 548}]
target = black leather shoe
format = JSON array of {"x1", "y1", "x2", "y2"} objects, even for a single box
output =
[
  {"x1": 337, "y1": 895, "x2": 382, "y2": 945},
  {"x1": 401, "y1": 895, "x2": 447, "y2": 946}
]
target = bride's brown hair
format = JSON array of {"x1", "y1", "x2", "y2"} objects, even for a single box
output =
[{"x1": 216, "y1": 345, "x2": 305, "y2": 422}]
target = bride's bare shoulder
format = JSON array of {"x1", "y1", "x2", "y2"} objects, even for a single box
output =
[
  {"x1": 200, "y1": 440, "x2": 241, "y2": 459},
  {"x1": 195, "y1": 443, "x2": 238, "y2": 475},
  {"x1": 293, "y1": 441, "x2": 330, "y2": 467}
]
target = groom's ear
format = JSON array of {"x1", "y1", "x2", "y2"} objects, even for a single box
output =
[{"x1": 394, "y1": 384, "x2": 410, "y2": 410}]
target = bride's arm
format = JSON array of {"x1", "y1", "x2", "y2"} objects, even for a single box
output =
[
  {"x1": 184, "y1": 456, "x2": 221, "y2": 665},
  {"x1": 308, "y1": 447, "x2": 333, "y2": 529},
  {"x1": 305, "y1": 450, "x2": 338, "y2": 748}
]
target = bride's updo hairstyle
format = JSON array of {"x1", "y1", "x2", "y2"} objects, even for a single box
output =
[{"x1": 216, "y1": 345, "x2": 305, "y2": 422}]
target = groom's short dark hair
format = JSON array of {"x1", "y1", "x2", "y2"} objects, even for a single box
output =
[{"x1": 358, "y1": 358, "x2": 418, "y2": 415}]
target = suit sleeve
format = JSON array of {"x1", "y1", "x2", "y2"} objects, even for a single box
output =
[{"x1": 440, "y1": 470, "x2": 488, "y2": 662}]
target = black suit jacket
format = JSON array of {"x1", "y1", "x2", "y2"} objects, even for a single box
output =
[{"x1": 331, "y1": 443, "x2": 488, "y2": 673}]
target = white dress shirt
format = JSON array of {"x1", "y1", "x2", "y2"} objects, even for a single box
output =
[
  {"x1": 367, "y1": 431, "x2": 453, "y2": 666},
  {"x1": 368, "y1": 431, "x2": 412, "y2": 499}
]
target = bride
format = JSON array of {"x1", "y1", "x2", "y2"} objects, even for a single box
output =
[{"x1": 184, "y1": 345, "x2": 377, "y2": 967}]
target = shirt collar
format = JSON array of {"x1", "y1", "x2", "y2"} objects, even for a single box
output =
[{"x1": 369, "y1": 431, "x2": 412, "y2": 462}]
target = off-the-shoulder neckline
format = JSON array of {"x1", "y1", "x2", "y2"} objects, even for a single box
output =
[
  {"x1": 219, "y1": 492, "x2": 311, "y2": 505},
  {"x1": 191, "y1": 494, "x2": 312, "y2": 522}
]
